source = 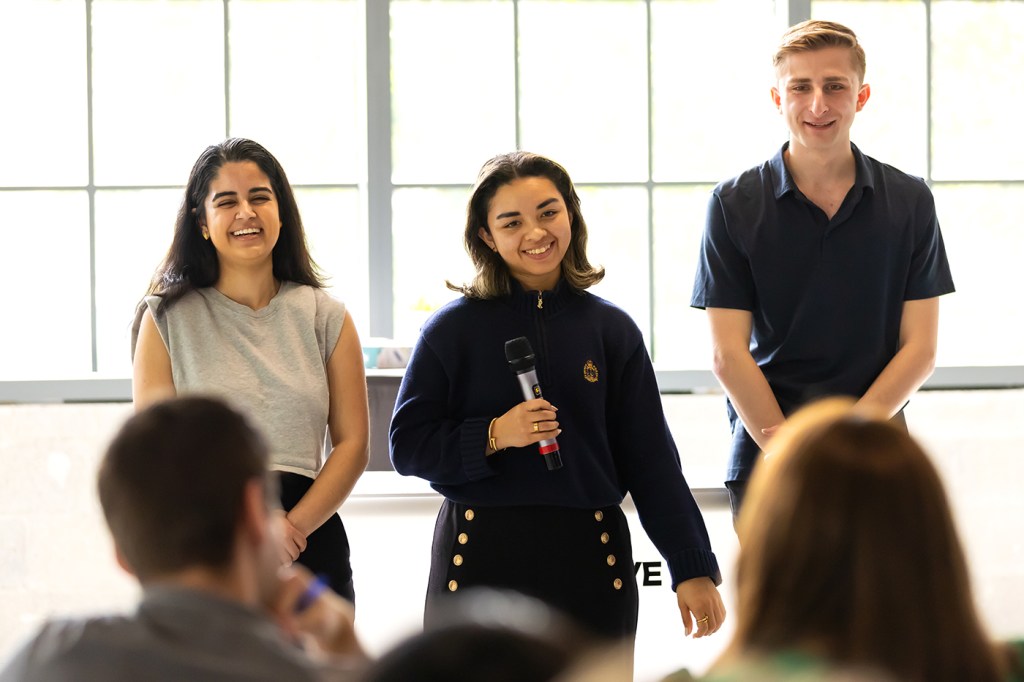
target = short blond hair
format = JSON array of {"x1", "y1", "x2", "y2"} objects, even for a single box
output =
[{"x1": 774, "y1": 20, "x2": 866, "y2": 83}]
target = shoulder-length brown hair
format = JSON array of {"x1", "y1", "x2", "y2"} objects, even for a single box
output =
[
  {"x1": 725, "y1": 398, "x2": 1005, "y2": 682},
  {"x1": 447, "y1": 151, "x2": 604, "y2": 299}
]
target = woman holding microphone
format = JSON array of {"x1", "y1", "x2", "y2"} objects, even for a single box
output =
[{"x1": 390, "y1": 151, "x2": 724, "y2": 640}]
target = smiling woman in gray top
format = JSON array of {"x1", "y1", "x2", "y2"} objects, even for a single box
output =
[{"x1": 131, "y1": 138, "x2": 369, "y2": 602}]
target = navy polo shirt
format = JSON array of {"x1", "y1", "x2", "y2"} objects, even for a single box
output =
[{"x1": 691, "y1": 142, "x2": 954, "y2": 481}]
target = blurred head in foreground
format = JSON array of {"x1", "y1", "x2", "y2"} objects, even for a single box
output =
[
  {"x1": 725, "y1": 398, "x2": 1006, "y2": 682},
  {"x1": 360, "y1": 588, "x2": 603, "y2": 682}
]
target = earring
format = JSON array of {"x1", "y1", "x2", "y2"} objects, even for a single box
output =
[{"x1": 202, "y1": 229, "x2": 210, "y2": 241}]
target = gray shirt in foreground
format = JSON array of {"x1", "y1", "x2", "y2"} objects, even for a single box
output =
[{"x1": 0, "y1": 586, "x2": 359, "y2": 682}]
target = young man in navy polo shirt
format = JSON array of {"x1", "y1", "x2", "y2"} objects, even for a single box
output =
[{"x1": 691, "y1": 19, "x2": 954, "y2": 521}]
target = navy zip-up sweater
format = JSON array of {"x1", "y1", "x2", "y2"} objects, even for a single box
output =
[{"x1": 389, "y1": 281, "x2": 721, "y2": 589}]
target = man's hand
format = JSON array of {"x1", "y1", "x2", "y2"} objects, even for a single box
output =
[{"x1": 271, "y1": 566, "x2": 366, "y2": 660}]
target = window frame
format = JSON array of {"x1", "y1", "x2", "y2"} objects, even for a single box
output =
[{"x1": 1, "y1": 0, "x2": 1022, "y2": 403}]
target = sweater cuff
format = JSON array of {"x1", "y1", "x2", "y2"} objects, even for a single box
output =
[
  {"x1": 665, "y1": 548, "x2": 723, "y2": 590},
  {"x1": 460, "y1": 418, "x2": 496, "y2": 482}
]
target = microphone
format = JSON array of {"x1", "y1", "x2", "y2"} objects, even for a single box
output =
[{"x1": 504, "y1": 336, "x2": 562, "y2": 471}]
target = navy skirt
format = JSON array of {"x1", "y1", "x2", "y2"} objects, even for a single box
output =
[
  {"x1": 279, "y1": 472, "x2": 355, "y2": 604},
  {"x1": 425, "y1": 500, "x2": 639, "y2": 638}
]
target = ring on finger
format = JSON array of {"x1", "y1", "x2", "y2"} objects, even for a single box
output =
[{"x1": 532, "y1": 421, "x2": 539, "y2": 433}]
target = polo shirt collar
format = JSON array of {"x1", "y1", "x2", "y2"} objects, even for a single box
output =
[{"x1": 769, "y1": 141, "x2": 877, "y2": 201}]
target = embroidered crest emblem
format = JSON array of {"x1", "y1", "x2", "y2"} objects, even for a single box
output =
[{"x1": 583, "y1": 360, "x2": 599, "y2": 383}]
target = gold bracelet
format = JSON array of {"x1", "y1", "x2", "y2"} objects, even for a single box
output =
[{"x1": 487, "y1": 417, "x2": 499, "y2": 453}]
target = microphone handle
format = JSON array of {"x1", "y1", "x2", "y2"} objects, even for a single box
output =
[{"x1": 514, "y1": 368, "x2": 563, "y2": 470}]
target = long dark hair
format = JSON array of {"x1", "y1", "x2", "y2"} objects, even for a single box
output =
[
  {"x1": 143, "y1": 137, "x2": 322, "y2": 307},
  {"x1": 447, "y1": 151, "x2": 604, "y2": 299}
]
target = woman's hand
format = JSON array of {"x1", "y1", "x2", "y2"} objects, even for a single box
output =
[
  {"x1": 675, "y1": 576, "x2": 726, "y2": 638},
  {"x1": 276, "y1": 510, "x2": 308, "y2": 566},
  {"x1": 488, "y1": 399, "x2": 561, "y2": 452}
]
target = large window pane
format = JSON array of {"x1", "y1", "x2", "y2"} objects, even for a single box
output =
[
  {"x1": 295, "y1": 189, "x2": 369, "y2": 339},
  {"x1": 91, "y1": 0, "x2": 225, "y2": 186},
  {"x1": 519, "y1": 0, "x2": 648, "y2": 182},
  {"x1": 94, "y1": 190, "x2": 181, "y2": 374},
  {"x1": 229, "y1": 0, "x2": 363, "y2": 185},
  {"x1": 579, "y1": 187, "x2": 651, "y2": 341},
  {"x1": 932, "y1": 184, "x2": 1024, "y2": 366},
  {"x1": 652, "y1": 186, "x2": 715, "y2": 369},
  {"x1": 0, "y1": 1, "x2": 88, "y2": 186},
  {"x1": 932, "y1": 1, "x2": 1024, "y2": 180},
  {"x1": 391, "y1": 0, "x2": 515, "y2": 184},
  {"x1": 4, "y1": 0, "x2": 1021, "y2": 389},
  {"x1": 813, "y1": 1, "x2": 928, "y2": 178},
  {"x1": 391, "y1": 188, "x2": 470, "y2": 343},
  {"x1": 651, "y1": 0, "x2": 778, "y2": 182},
  {"x1": 0, "y1": 192, "x2": 91, "y2": 378}
]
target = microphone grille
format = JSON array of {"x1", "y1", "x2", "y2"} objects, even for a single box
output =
[{"x1": 504, "y1": 336, "x2": 534, "y2": 363}]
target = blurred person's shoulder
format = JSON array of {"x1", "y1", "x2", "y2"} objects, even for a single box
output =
[
  {"x1": 0, "y1": 615, "x2": 132, "y2": 682},
  {"x1": 0, "y1": 611, "x2": 358, "y2": 682},
  {"x1": 1005, "y1": 639, "x2": 1024, "y2": 682},
  {"x1": 661, "y1": 651, "x2": 897, "y2": 682}
]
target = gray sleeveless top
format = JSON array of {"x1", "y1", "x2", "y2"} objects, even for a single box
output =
[{"x1": 134, "y1": 282, "x2": 346, "y2": 478}]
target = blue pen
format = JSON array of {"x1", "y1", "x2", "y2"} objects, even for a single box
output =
[{"x1": 294, "y1": 574, "x2": 329, "y2": 613}]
